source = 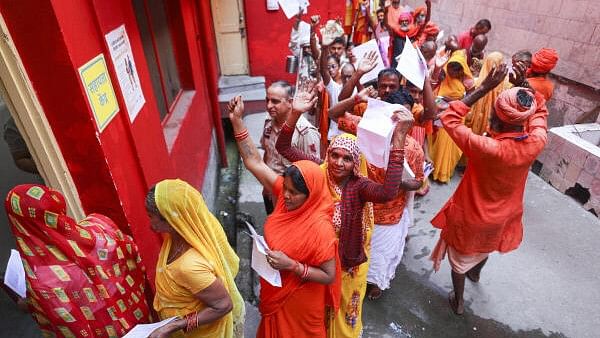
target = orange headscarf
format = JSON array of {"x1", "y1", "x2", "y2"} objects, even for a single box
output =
[
  {"x1": 260, "y1": 160, "x2": 340, "y2": 315},
  {"x1": 530, "y1": 48, "x2": 559, "y2": 74},
  {"x1": 494, "y1": 87, "x2": 537, "y2": 125}
]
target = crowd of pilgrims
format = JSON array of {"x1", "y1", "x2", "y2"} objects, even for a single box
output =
[{"x1": 3, "y1": 1, "x2": 559, "y2": 337}]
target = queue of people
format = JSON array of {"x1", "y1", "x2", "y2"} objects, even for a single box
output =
[{"x1": 3, "y1": 1, "x2": 560, "y2": 337}]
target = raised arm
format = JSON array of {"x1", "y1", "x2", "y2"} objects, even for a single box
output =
[
  {"x1": 420, "y1": 76, "x2": 438, "y2": 122},
  {"x1": 228, "y1": 96, "x2": 278, "y2": 193},
  {"x1": 329, "y1": 86, "x2": 377, "y2": 119},
  {"x1": 310, "y1": 15, "x2": 321, "y2": 63},
  {"x1": 442, "y1": 64, "x2": 508, "y2": 156},
  {"x1": 338, "y1": 50, "x2": 378, "y2": 101},
  {"x1": 360, "y1": 110, "x2": 413, "y2": 203},
  {"x1": 320, "y1": 43, "x2": 332, "y2": 85},
  {"x1": 276, "y1": 84, "x2": 322, "y2": 164}
]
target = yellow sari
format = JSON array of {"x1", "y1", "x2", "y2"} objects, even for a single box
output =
[
  {"x1": 153, "y1": 179, "x2": 244, "y2": 338},
  {"x1": 432, "y1": 50, "x2": 472, "y2": 183},
  {"x1": 466, "y1": 52, "x2": 508, "y2": 135},
  {"x1": 322, "y1": 134, "x2": 374, "y2": 338}
]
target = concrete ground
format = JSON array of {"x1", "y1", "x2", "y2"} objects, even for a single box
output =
[{"x1": 237, "y1": 113, "x2": 600, "y2": 338}]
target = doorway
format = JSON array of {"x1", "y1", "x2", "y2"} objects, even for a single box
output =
[
  {"x1": 210, "y1": 0, "x2": 249, "y2": 75},
  {"x1": 0, "y1": 13, "x2": 85, "y2": 334}
]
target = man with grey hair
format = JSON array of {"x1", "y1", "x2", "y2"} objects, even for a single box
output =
[{"x1": 260, "y1": 80, "x2": 320, "y2": 214}]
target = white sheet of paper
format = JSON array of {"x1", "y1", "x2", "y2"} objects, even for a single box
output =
[
  {"x1": 352, "y1": 39, "x2": 386, "y2": 84},
  {"x1": 436, "y1": 30, "x2": 445, "y2": 43},
  {"x1": 395, "y1": 37, "x2": 428, "y2": 90},
  {"x1": 298, "y1": 21, "x2": 311, "y2": 44},
  {"x1": 122, "y1": 316, "x2": 178, "y2": 338},
  {"x1": 357, "y1": 99, "x2": 404, "y2": 168},
  {"x1": 278, "y1": 0, "x2": 309, "y2": 19},
  {"x1": 245, "y1": 221, "x2": 282, "y2": 287},
  {"x1": 3, "y1": 249, "x2": 26, "y2": 298},
  {"x1": 403, "y1": 160, "x2": 415, "y2": 178}
]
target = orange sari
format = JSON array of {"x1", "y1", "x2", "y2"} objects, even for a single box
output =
[{"x1": 257, "y1": 161, "x2": 341, "y2": 338}]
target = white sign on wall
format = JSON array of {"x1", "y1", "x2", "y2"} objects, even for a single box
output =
[{"x1": 105, "y1": 24, "x2": 145, "y2": 123}]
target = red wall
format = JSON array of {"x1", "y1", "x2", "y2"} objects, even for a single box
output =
[
  {"x1": 0, "y1": 0, "x2": 221, "y2": 287},
  {"x1": 244, "y1": 1, "x2": 345, "y2": 85}
]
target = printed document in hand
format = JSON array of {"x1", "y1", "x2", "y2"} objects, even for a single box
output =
[
  {"x1": 351, "y1": 39, "x2": 386, "y2": 84},
  {"x1": 395, "y1": 36, "x2": 428, "y2": 90},
  {"x1": 245, "y1": 221, "x2": 282, "y2": 287},
  {"x1": 122, "y1": 316, "x2": 178, "y2": 338},
  {"x1": 278, "y1": 0, "x2": 310, "y2": 19},
  {"x1": 357, "y1": 99, "x2": 404, "y2": 168},
  {"x1": 4, "y1": 249, "x2": 26, "y2": 298}
]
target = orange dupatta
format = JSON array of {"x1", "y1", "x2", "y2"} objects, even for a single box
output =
[{"x1": 257, "y1": 161, "x2": 341, "y2": 337}]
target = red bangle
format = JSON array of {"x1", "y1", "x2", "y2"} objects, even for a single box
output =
[
  {"x1": 301, "y1": 263, "x2": 309, "y2": 280},
  {"x1": 234, "y1": 129, "x2": 249, "y2": 141},
  {"x1": 353, "y1": 95, "x2": 361, "y2": 105}
]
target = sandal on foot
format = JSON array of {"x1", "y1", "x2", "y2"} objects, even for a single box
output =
[{"x1": 448, "y1": 291, "x2": 464, "y2": 315}]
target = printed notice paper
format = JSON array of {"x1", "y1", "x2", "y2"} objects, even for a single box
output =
[
  {"x1": 105, "y1": 24, "x2": 146, "y2": 123},
  {"x1": 122, "y1": 317, "x2": 178, "y2": 338},
  {"x1": 245, "y1": 221, "x2": 282, "y2": 287},
  {"x1": 3, "y1": 249, "x2": 26, "y2": 298}
]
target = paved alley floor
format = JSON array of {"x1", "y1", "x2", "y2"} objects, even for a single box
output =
[
  {"x1": 237, "y1": 113, "x2": 600, "y2": 338},
  {"x1": 360, "y1": 173, "x2": 600, "y2": 338}
]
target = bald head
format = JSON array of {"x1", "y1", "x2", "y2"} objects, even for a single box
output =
[
  {"x1": 420, "y1": 41, "x2": 437, "y2": 62},
  {"x1": 471, "y1": 34, "x2": 488, "y2": 54},
  {"x1": 341, "y1": 63, "x2": 356, "y2": 85}
]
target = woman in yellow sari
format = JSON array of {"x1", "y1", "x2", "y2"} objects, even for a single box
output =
[
  {"x1": 465, "y1": 52, "x2": 509, "y2": 135},
  {"x1": 146, "y1": 179, "x2": 244, "y2": 338},
  {"x1": 431, "y1": 49, "x2": 473, "y2": 183}
]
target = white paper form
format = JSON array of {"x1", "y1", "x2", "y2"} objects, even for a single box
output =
[
  {"x1": 395, "y1": 37, "x2": 429, "y2": 90},
  {"x1": 357, "y1": 99, "x2": 404, "y2": 168},
  {"x1": 278, "y1": 0, "x2": 310, "y2": 19},
  {"x1": 122, "y1": 317, "x2": 178, "y2": 338},
  {"x1": 244, "y1": 221, "x2": 282, "y2": 287},
  {"x1": 3, "y1": 249, "x2": 26, "y2": 298},
  {"x1": 351, "y1": 39, "x2": 386, "y2": 84}
]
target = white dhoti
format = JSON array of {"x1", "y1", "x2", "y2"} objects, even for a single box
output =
[{"x1": 367, "y1": 207, "x2": 411, "y2": 290}]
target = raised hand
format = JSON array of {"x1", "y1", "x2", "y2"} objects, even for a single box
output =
[
  {"x1": 509, "y1": 61, "x2": 528, "y2": 87},
  {"x1": 391, "y1": 106, "x2": 415, "y2": 135},
  {"x1": 227, "y1": 95, "x2": 244, "y2": 122},
  {"x1": 292, "y1": 80, "x2": 318, "y2": 115},
  {"x1": 357, "y1": 51, "x2": 379, "y2": 75},
  {"x1": 435, "y1": 49, "x2": 449, "y2": 69},
  {"x1": 480, "y1": 63, "x2": 508, "y2": 91},
  {"x1": 356, "y1": 86, "x2": 377, "y2": 102},
  {"x1": 310, "y1": 15, "x2": 320, "y2": 29}
]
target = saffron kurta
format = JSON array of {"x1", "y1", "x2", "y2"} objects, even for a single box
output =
[{"x1": 431, "y1": 97, "x2": 548, "y2": 254}]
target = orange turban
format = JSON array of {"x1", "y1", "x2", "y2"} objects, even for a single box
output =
[
  {"x1": 494, "y1": 87, "x2": 537, "y2": 125},
  {"x1": 530, "y1": 48, "x2": 559, "y2": 74},
  {"x1": 413, "y1": 5, "x2": 427, "y2": 18}
]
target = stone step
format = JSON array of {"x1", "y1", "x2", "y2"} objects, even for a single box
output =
[
  {"x1": 218, "y1": 88, "x2": 267, "y2": 117},
  {"x1": 218, "y1": 75, "x2": 266, "y2": 95}
]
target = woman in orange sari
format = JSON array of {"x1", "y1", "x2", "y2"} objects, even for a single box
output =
[{"x1": 227, "y1": 96, "x2": 340, "y2": 338}]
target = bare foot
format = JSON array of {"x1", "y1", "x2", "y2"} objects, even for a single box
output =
[
  {"x1": 448, "y1": 291, "x2": 464, "y2": 315},
  {"x1": 466, "y1": 269, "x2": 480, "y2": 283},
  {"x1": 367, "y1": 284, "x2": 383, "y2": 300}
]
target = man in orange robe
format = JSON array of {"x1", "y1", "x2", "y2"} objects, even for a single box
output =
[
  {"x1": 527, "y1": 48, "x2": 559, "y2": 101},
  {"x1": 429, "y1": 65, "x2": 548, "y2": 315}
]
